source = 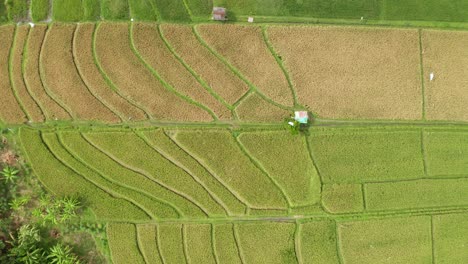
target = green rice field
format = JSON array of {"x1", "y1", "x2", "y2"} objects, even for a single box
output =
[{"x1": 1, "y1": 0, "x2": 468, "y2": 263}]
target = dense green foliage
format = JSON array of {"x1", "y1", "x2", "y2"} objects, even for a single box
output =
[
  {"x1": 30, "y1": 0, "x2": 48, "y2": 22},
  {"x1": 5, "y1": 0, "x2": 29, "y2": 21}
]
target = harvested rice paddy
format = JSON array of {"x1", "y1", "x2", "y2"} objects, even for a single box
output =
[{"x1": 1, "y1": 8, "x2": 468, "y2": 263}]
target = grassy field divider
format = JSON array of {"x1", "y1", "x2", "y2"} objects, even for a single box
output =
[
  {"x1": 361, "y1": 184, "x2": 367, "y2": 211},
  {"x1": 8, "y1": 26, "x2": 31, "y2": 121},
  {"x1": 136, "y1": 131, "x2": 230, "y2": 216},
  {"x1": 335, "y1": 221, "x2": 344, "y2": 264},
  {"x1": 192, "y1": 25, "x2": 293, "y2": 112},
  {"x1": 431, "y1": 215, "x2": 436, "y2": 263},
  {"x1": 182, "y1": 224, "x2": 190, "y2": 263},
  {"x1": 43, "y1": 132, "x2": 158, "y2": 219},
  {"x1": 92, "y1": 23, "x2": 153, "y2": 120},
  {"x1": 211, "y1": 224, "x2": 221, "y2": 264},
  {"x1": 418, "y1": 29, "x2": 427, "y2": 120},
  {"x1": 58, "y1": 132, "x2": 182, "y2": 219},
  {"x1": 295, "y1": 221, "x2": 303, "y2": 264},
  {"x1": 21, "y1": 25, "x2": 46, "y2": 121},
  {"x1": 38, "y1": 24, "x2": 75, "y2": 119},
  {"x1": 420, "y1": 130, "x2": 429, "y2": 177},
  {"x1": 39, "y1": 132, "x2": 152, "y2": 220},
  {"x1": 233, "y1": 134, "x2": 292, "y2": 211},
  {"x1": 232, "y1": 224, "x2": 246, "y2": 264},
  {"x1": 135, "y1": 226, "x2": 150, "y2": 264},
  {"x1": 158, "y1": 24, "x2": 233, "y2": 111},
  {"x1": 262, "y1": 26, "x2": 299, "y2": 107},
  {"x1": 71, "y1": 24, "x2": 125, "y2": 122},
  {"x1": 181, "y1": 0, "x2": 193, "y2": 20},
  {"x1": 129, "y1": 23, "x2": 218, "y2": 121},
  {"x1": 305, "y1": 136, "x2": 325, "y2": 208},
  {"x1": 163, "y1": 130, "x2": 250, "y2": 211},
  {"x1": 81, "y1": 133, "x2": 210, "y2": 218}
]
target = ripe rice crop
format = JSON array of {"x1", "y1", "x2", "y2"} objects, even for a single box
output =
[
  {"x1": 41, "y1": 24, "x2": 118, "y2": 122},
  {"x1": 10, "y1": 25, "x2": 44, "y2": 122},
  {"x1": 142, "y1": 129, "x2": 247, "y2": 216},
  {"x1": 338, "y1": 216, "x2": 432, "y2": 263},
  {"x1": 95, "y1": 22, "x2": 212, "y2": 122},
  {"x1": 84, "y1": 131, "x2": 226, "y2": 217},
  {"x1": 161, "y1": 24, "x2": 249, "y2": 105},
  {"x1": 322, "y1": 184, "x2": 364, "y2": 213},
  {"x1": 433, "y1": 213, "x2": 468, "y2": 263},
  {"x1": 365, "y1": 178, "x2": 468, "y2": 210},
  {"x1": 213, "y1": 224, "x2": 242, "y2": 264},
  {"x1": 132, "y1": 23, "x2": 231, "y2": 120},
  {"x1": 300, "y1": 220, "x2": 340, "y2": 263},
  {"x1": 422, "y1": 30, "x2": 468, "y2": 121},
  {"x1": 268, "y1": 25, "x2": 422, "y2": 120},
  {"x1": 238, "y1": 130, "x2": 321, "y2": 206},
  {"x1": 185, "y1": 224, "x2": 217, "y2": 264},
  {"x1": 424, "y1": 131, "x2": 468, "y2": 176},
  {"x1": 19, "y1": 128, "x2": 149, "y2": 221},
  {"x1": 74, "y1": 23, "x2": 147, "y2": 122},
  {"x1": 308, "y1": 129, "x2": 424, "y2": 183},
  {"x1": 136, "y1": 225, "x2": 163, "y2": 264},
  {"x1": 107, "y1": 224, "x2": 145, "y2": 264},
  {"x1": 0, "y1": 25, "x2": 26, "y2": 123},
  {"x1": 173, "y1": 130, "x2": 288, "y2": 209},
  {"x1": 24, "y1": 25, "x2": 71, "y2": 121},
  {"x1": 236, "y1": 222, "x2": 297, "y2": 264},
  {"x1": 235, "y1": 92, "x2": 290, "y2": 122},
  {"x1": 197, "y1": 24, "x2": 293, "y2": 107}
]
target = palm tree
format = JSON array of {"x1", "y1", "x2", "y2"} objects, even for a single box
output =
[
  {"x1": 1, "y1": 166, "x2": 19, "y2": 183},
  {"x1": 47, "y1": 243, "x2": 80, "y2": 264}
]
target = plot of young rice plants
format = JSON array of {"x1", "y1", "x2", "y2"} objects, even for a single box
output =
[
  {"x1": 52, "y1": 0, "x2": 83, "y2": 22},
  {"x1": 213, "y1": 224, "x2": 242, "y2": 264},
  {"x1": 422, "y1": 30, "x2": 468, "y2": 121},
  {"x1": 24, "y1": 25, "x2": 71, "y2": 121},
  {"x1": 236, "y1": 222, "x2": 297, "y2": 264},
  {"x1": 132, "y1": 23, "x2": 231, "y2": 120},
  {"x1": 197, "y1": 24, "x2": 294, "y2": 107},
  {"x1": 238, "y1": 130, "x2": 321, "y2": 206},
  {"x1": 235, "y1": 93, "x2": 290, "y2": 122},
  {"x1": 19, "y1": 128, "x2": 149, "y2": 221},
  {"x1": 160, "y1": 24, "x2": 249, "y2": 105},
  {"x1": 101, "y1": 0, "x2": 129, "y2": 20},
  {"x1": 173, "y1": 130, "x2": 289, "y2": 209},
  {"x1": 136, "y1": 225, "x2": 163, "y2": 264},
  {"x1": 424, "y1": 131, "x2": 468, "y2": 176},
  {"x1": 153, "y1": 0, "x2": 191, "y2": 22},
  {"x1": 338, "y1": 216, "x2": 432, "y2": 264},
  {"x1": 321, "y1": 184, "x2": 364, "y2": 213},
  {"x1": 268, "y1": 25, "x2": 422, "y2": 120},
  {"x1": 10, "y1": 25, "x2": 44, "y2": 122},
  {"x1": 107, "y1": 224, "x2": 145, "y2": 264},
  {"x1": 41, "y1": 24, "x2": 118, "y2": 122},
  {"x1": 157, "y1": 224, "x2": 187, "y2": 264},
  {"x1": 30, "y1": 0, "x2": 49, "y2": 22},
  {"x1": 73, "y1": 23, "x2": 147, "y2": 122},
  {"x1": 184, "y1": 224, "x2": 217, "y2": 264},
  {"x1": 128, "y1": 0, "x2": 157, "y2": 21},
  {"x1": 95, "y1": 22, "x2": 212, "y2": 122},
  {"x1": 0, "y1": 25, "x2": 26, "y2": 123},
  {"x1": 300, "y1": 220, "x2": 340, "y2": 263},
  {"x1": 433, "y1": 213, "x2": 468, "y2": 263},
  {"x1": 308, "y1": 128, "x2": 424, "y2": 183}
]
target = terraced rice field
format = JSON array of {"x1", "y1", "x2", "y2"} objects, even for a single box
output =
[{"x1": 1, "y1": 17, "x2": 468, "y2": 264}]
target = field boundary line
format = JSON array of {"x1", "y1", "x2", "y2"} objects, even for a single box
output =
[
  {"x1": 232, "y1": 224, "x2": 246, "y2": 264},
  {"x1": 81, "y1": 132, "x2": 211, "y2": 218},
  {"x1": 182, "y1": 224, "x2": 190, "y2": 264},
  {"x1": 39, "y1": 24, "x2": 75, "y2": 119},
  {"x1": 181, "y1": 0, "x2": 193, "y2": 21},
  {"x1": 294, "y1": 221, "x2": 303, "y2": 264},
  {"x1": 8, "y1": 26, "x2": 31, "y2": 121},
  {"x1": 418, "y1": 29, "x2": 427, "y2": 120},
  {"x1": 430, "y1": 215, "x2": 436, "y2": 264},
  {"x1": 58, "y1": 132, "x2": 183, "y2": 218},
  {"x1": 22, "y1": 25, "x2": 46, "y2": 121},
  {"x1": 334, "y1": 221, "x2": 344, "y2": 264},
  {"x1": 129, "y1": 23, "x2": 218, "y2": 121},
  {"x1": 261, "y1": 25, "x2": 299, "y2": 107},
  {"x1": 155, "y1": 225, "x2": 166, "y2": 264},
  {"x1": 305, "y1": 136, "x2": 327, "y2": 210},
  {"x1": 47, "y1": 132, "x2": 158, "y2": 220},
  {"x1": 135, "y1": 224, "x2": 150, "y2": 264},
  {"x1": 71, "y1": 24, "x2": 125, "y2": 122},
  {"x1": 421, "y1": 129, "x2": 429, "y2": 177},
  {"x1": 39, "y1": 132, "x2": 154, "y2": 220},
  {"x1": 361, "y1": 184, "x2": 367, "y2": 211},
  {"x1": 211, "y1": 224, "x2": 220, "y2": 264},
  {"x1": 234, "y1": 134, "x2": 292, "y2": 210},
  {"x1": 165, "y1": 130, "x2": 252, "y2": 210},
  {"x1": 136, "y1": 131, "x2": 230, "y2": 216},
  {"x1": 92, "y1": 22, "x2": 153, "y2": 120},
  {"x1": 192, "y1": 25, "x2": 293, "y2": 111},
  {"x1": 147, "y1": 0, "x2": 161, "y2": 22},
  {"x1": 158, "y1": 24, "x2": 233, "y2": 111}
]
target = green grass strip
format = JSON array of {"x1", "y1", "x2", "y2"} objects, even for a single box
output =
[
  {"x1": 129, "y1": 23, "x2": 218, "y2": 121},
  {"x1": 418, "y1": 29, "x2": 427, "y2": 120}
]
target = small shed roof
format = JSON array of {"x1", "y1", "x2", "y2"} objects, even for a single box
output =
[
  {"x1": 213, "y1": 7, "x2": 227, "y2": 20},
  {"x1": 294, "y1": 111, "x2": 309, "y2": 124}
]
